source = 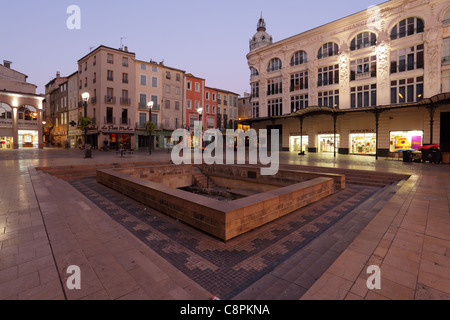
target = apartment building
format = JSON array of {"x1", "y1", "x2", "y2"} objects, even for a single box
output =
[
  {"x1": 77, "y1": 45, "x2": 136, "y2": 149},
  {"x1": 216, "y1": 89, "x2": 239, "y2": 130},
  {"x1": 66, "y1": 71, "x2": 79, "y2": 148},
  {"x1": 245, "y1": 0, "x2": 450, "y2": 155},
  {"x1": 135, "y1": 59, "x2": 162, "y2": 150},
  {"x1": 185, "y1": 73, "x2": 205, "y2": 132}
]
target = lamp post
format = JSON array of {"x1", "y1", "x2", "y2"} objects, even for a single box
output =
[
  {"x1": 81, "y1": 92, "x2": 91, "y2": 158},
  {"x1": 197, "y1": 108, "x2": 203, "y2": 149},
  {"x1": 147, "y1": 101, "x2": 154, "y2": 155}
]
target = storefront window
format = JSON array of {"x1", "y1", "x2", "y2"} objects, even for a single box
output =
[
  {"x1": 0, "y1": 137, "x2": 13, "y2": 149},
  {"x1": 18, "y1": 130, "x2": 38, "y2": 148},
  {"x1": 390, "y1": 130, "x2": 423, "y2": 152},
  {"x1": 290, "y1": 136, "x2": 308, "y2": 153},
  {"x1": 350, "y1": 133, "x2": 376, "y2": 154},
  {"x1": 319, "y1": 134, "x2": 340, "y2": 153}
]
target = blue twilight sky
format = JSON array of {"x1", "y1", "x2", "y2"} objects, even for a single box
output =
[{"x1": 1, "y1": 0, "x2": 383, "y2": 95}]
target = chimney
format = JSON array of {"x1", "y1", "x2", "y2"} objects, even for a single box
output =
[
  {"x1": 3, "y1": 60, "x2": 12, "y2": 68},
  {"x1": 56, "y1": 71, "x2": 61, "y2": 78},
  {"x1": 124, "y1": 46, "x2": 128, "y2": 52}
]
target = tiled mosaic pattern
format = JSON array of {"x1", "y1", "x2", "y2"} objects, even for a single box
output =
[{"x1": 70, "y1": 178, "x2": 379, "y2": 299}]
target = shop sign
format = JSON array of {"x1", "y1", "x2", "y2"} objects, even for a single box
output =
[
  {"x1": 101, "y1": 125, "x2": 134, "y2": 133},
  {"x1": 317, "y1": 130, "x2": 336, "y2": 134},
  {"x1": 18, "y1": 120, "x2": 38, "y2": 128},
  {"x1": 350, "y1": 129, "x2": 376, "y2": 134},
  {"x1": 290, "y1": 132, "x2": 308, "y2": 136},
  {"x1": 0, "y1": 119, "x2": 13, "y2": 127}
]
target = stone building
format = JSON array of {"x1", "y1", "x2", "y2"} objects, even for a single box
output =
[{"x1": 0, "y1": 60, "x2": 44, "y2": 149}]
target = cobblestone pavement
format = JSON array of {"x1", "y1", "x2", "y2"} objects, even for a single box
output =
[
  {"x1": 0, "y1": 148, "x2": 449, "y2": 300},
  {"x1": 69, "y1": 177, "x2": 381, "y2": 299}
]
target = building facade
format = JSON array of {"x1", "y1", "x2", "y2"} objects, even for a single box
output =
[
  {"x1": 0, "y1": 61, "x2": 44, "y2": 150},
  {"x1": 246, "y1": 0, "x2": 450, "y2": 155},
  {"x1": 185, "y1": 73, "x2": 205, "y2": 132},
  {"x1": 77, "y1": 45, "x2": 136, "y2": 150}
]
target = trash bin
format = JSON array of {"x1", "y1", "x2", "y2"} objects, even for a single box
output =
[
  {"x1": 85, "y1": 144, "x2": 92, "y2": 159},
  {"x1": 420, "y1": 145, "x2": 441, "y2": 164},
  {"x1": 402, "y1": 150, "x2": 413, "y2": 163},
  {"x1": 441, "y1": 152, "x2": 450, "y2": 164}
]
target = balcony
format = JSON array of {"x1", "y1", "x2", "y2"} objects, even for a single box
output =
[
  {"x1": 91, "y1": 96, "x2": 97, "y2": 105},
  {"x1": 120, "y1": 118, "x2": 131, "y2": 126},
  {"x1": 442, "y1": 56, "x2": 450, "y2": 65},
  {"x1": 104, "y1": 117, "x2": 116, "y2": 125},
  {"x1": 105, "y1": 96, "x2": 116, "y2": 104},
  {"x1": 355, "y1": 72, "x2": 373, "y2": 80},
  {"x1": 120, "y1": 97, "x2": 131, "y2": 105}
]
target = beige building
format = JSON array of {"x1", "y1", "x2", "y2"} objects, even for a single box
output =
[
  {"x1": 134, "y1": 60, "x2": 186, "y2": 150},
  {"x1": 135, "y1": 59, "x2": 162, "y2": 150},
  {"x1": 0, "y1": 61, "x2": 44, "y2": 149},
  {"x1": 77, "y1": 45, "x2": 136, "y2": 149},
  {"x1": 67, "y1": 71, "x2": 79, "y2": 148},
  {"x1": 245, "y1": 0, "x2": 450, "y2": 156}
]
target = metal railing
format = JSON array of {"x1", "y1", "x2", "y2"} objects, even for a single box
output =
[{"x1": 105, "y1": 96, "x2": 116, "y2": 104}]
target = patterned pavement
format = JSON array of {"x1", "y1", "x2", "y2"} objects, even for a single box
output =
[{"x1": 70, "y1": 177, "x2": 380, "y2": 300}]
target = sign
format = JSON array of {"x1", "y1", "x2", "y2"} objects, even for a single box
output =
[{"x1": 350, "y1": 129, "x2": 376, "y2": 134}]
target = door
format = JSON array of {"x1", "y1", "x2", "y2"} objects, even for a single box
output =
[{"x1": 440, "y1": 112, "x2": 450, "y2": 152}]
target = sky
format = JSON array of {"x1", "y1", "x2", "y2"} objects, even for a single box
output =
[{"x1": 1, "y1": 0, "x2": 384, "y2": 96}]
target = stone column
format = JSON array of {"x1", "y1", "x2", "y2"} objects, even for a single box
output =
[
  {"x1": 12, "y1": 107, "x2": 19, "y2": 149},
  {"x1": 38, "y1": 109, "x2": 44, "y2": 149}
]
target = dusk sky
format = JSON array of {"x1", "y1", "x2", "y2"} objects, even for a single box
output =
[{"x1": 1, "y1": 0, "x2": 383, "y2": 96}]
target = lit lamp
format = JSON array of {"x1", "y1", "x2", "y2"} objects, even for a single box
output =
[
  {"x1": 147, "y1": 101, "x2": 154, "y2": 155},
  {"x1": 197, "y1": 108, "x2": 203, "y2": 149},
  {"x1": 81, "y1": 92, "x2": 91, "y2": 158}
]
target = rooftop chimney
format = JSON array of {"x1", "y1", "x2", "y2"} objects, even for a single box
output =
[
  {"x1": 3, "y1": 60, "x2": 12, "y2": 68},
  {"x1": 56, "y1": 71, "x2": 61, "y2": 78},
  {"x1": 124, "y1": 46, "x2": 128, "y2": 52}
]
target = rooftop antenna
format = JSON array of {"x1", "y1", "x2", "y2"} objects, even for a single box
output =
[{"x1": 120, "y1": 37, "x2": 127, "y2": 50}]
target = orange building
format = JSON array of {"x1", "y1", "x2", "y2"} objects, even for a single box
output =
[{"x1": 185, "y1": 73, "x2": 205, "y2": 132}]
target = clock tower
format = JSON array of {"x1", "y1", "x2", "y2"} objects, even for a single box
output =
[{"x1": 249, "y1": 13, "x2": 273, "y2": 52}]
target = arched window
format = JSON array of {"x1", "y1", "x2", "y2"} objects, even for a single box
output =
[
  {"x1": 318, "y1": 42, "x2": 339, "y2": 59},
  {"x1": 390, "y1": 17, "x2": 424, "y2": 40},
  {"x1": 18, "y1": 105, "x2": 37, "y2": 121},
  {"x1": 267, "y1": 58, "x2": 282, "y2": 72},
  {"x1": 290, "y1": 51, "x2": 307, "y2": 66},
  {"x1": 443, "y1": 8, "x2": 450, "y2": 26},
  {"x1": 250, "y1": 67, "x2": 259, "y2": 77},
  {"x1": 350, "y1": 32, "x2": 377, "y2": 51},
  {"x1": 0, "y1": 103, "x2": 12, "y2": 119}
]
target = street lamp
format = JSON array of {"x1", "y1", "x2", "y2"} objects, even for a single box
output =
[
  {"x1": 81, "y1": 92, "x2": 91, "y2": 158},
  {"x1": 197, "y1": 108, "x2": 203, "y2": 149},
  {"x1": 147, "y1": 101, "x2": 154, "y2": 155}
]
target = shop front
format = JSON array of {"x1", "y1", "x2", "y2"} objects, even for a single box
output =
[
  {"x1": 389, "y1": 130, "x2": 423, "y2": 152},
  {"x1": 18, "y1": 130, "x2": 39, "y2": 148},
  {"x1": 0, "y1": 136, "x2": 13, "y2": 149},
  {"x1": 350, "y1": 131, "x2": 376, "y2": 155},
  {"x1": 318, "y1": 134, "x2": 340, "y2": 153},
  {"x1": 289, "y1": 134, "x2": 309, "y2": 153}
]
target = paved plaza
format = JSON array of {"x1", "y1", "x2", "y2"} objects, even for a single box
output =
[{"x1": 0, "y1": 148, "x2": 449, "y2": 300}]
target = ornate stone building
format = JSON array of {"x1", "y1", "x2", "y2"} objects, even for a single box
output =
[
  {"x1": 245, "y1": 0, "x2": 450, "y2": 156},
  {"x1": 0, "y1": 61, "x2": 44, "y2": 149}
]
